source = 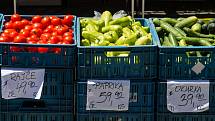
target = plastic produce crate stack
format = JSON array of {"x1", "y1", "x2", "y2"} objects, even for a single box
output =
[
  {"x1": 77, "y1": 18, "x2": 157, "y2": 80},
  {"x1": 0, "y1": 14, "x2": 3, "y2": 32},
  {"x1": 0, "y1": 15, "x2": 77, "y2": 121},
  {"x1": 77, "y1": 13, "x2": 157, "y2": 121},
  {"x1": 150, "y1": 17, "x2": 215, "y2": 121}
]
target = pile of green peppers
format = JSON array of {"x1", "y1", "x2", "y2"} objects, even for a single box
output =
[{"x1": 80, "y1": 11, "x2": 152, "y2": 47}]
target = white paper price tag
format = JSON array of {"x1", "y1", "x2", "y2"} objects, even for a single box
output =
[
  {"x1": 167, "y1": 80, "x2": 209, "y2": 113},
  {"x1": 1, "y1": 68, "x2": 45, "y2": 99},
  {"x1": 87, "y1": 80, "x2": 130, "y2": 111}
]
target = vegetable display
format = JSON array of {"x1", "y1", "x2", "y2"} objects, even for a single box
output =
[
  {"x1": 80, "y1": 11, "x2": 152, "y2": 47},
  {"x1": 0, "y1": 14, "x2": 75, "y2": 53},
  {"x1": 153, "y1": 16, "x2": 215, "y2": 48}
]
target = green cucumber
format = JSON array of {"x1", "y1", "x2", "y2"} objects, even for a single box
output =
[
  {"x1": 197, "y1": 20, "x2": 204, "y2": 25},
  {"x1": 179, "y1": 39, "x2": 187, "y2": 46},
  {"x1": 156, "y1": 27, "x2": 162, "y2": 33},
  {"x1": 191, "y1": 23, "x2": 202, "y2": 32},
  {"x1": 162, "y1": 18, "x2": 178, "y2": 26},
  {"x1": 175, "y1": 27, "x2": 187, "y2": 37},
  {"x1": 207, "y1": 23, "x2": 215, "y2": 33},
  {"x1": 177, "y1": 18, "x2": 185, "y2": 21},
  {"x1": 202, "y1": 23, "x2": 208, "y2": 34},
  {"x1": 196, "y1": 51, "x2": 202, "y2": 57},
  {"x1": 176, "y1": 37, "x2": 213, "y2": 46},
  {"x1": 175, "y1": 16, "x2": 198, "y2": 28},
  {"x1": 153, "y1": 18, "x2": 160, "y2": 26},
  {"x1": 163, "y1": 36, "x2": 172, "y2": 46},
  {"x1": 160, "y1": 20, "x2": 183, "y2": 37},
  {"x1": 168, "y1": 33, "x2": 178, "y2": 46},
  {"x1": 183, "y1": 27, "x2": 215, "y2": 39},
  {"x1": 160, "y1": 37, "x2": 164, "y2": 44}
]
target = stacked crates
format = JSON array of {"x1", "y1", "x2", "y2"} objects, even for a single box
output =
[
  {"x1": 77, "y1": 18, "x2": 157, "y2": 121},
  {"x1": 150, "y1": 18, "x2": 215, "y2": 121},
  {"x1": 0, "y1": 15, "x2": 77, "y2": 121}
]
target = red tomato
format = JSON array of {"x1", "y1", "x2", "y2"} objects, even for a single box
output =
[
  {"x1": 49, "y1": 16, "x2": 57, "y2": 20},
  {"x1": 37, "y1": 41, "x2": 49, "y2": 53},
  {"x1": 62, "y1": 41, "x2": 70, "y2": 44},
  {"x1": 24, "y1": 25, "x2": 33, "y2": 31},
  {"x1": 1, "y1": 33, "x2": 10, "y2": 38},
  {"x1": 57, "y1": 41, "x2": 62, "y2": 44},
  {"x1": 63, "y1": 36, "x2": 73, "y2": 43},
  {"x1": 10, "y1": 46, "x2": 23, "y2": 52},
  {"x1": 43, "y1": 25, "x2": 54, "y2": 33},
  {"x1": 51, "y1": 32, "x2": 58, "y2": 36},
  {"x1": 0, "y1": 36, "x2": 9, "y2": 42},
  {"x1": 32, "y1": 15, "x2": 42, "y2": 23},
  {"x1": 63, "y1": 32, "x2": 72, "y2": 37},
  {"x1": 41, "y1": 16, "x2": 51, "y2": 28},
  {"x1": 26, "y1": 37, "x2": 31, "y2": 42},
  {"x1": 32, "y1": 23, "x2": 43, "y2": 29},
  {"x1": 4, "y1": 22, "x2": 14, "y2": 29},
  {"x1": 40, "y1": 33, "x2": 51, "y2": 41},
  {"x1": 4, "y1": 29, "x2": 16, "y2": 34},
  {"x1": 30, "y1": 28, "x2": 43, "y2": 37},
  {"x1": 48, "y1": 36, "x2": 60, "y2": 44},
  {"x1": 13, "y1": 35, "x2": 26, "y2": 43},
  {"x1": 55, "y1": 25, "x2": 69, "y2": 35},
  {"x1": 20, "y1": 29, "x2": 30, "y2": 37},
  {"x1": 9, "y1": 31, "x2": 19, "y2": 40},
  {"x1": 27, "y1": 35, "x2": 39, "y2": 43},
  {"x1": 57, "y1": 35, "x2": 63, "y2": 42},
  {"x1": 62, "y1": 15, "x2": 74, "y2": 26},
  {"x1": 13, "y1": 21, "x2": 24, "y2": 29},
  {"x1": 21, "y1": 19, "x2": 30, "y2": 26},
  {"x1": 27, "y1": 41, "x2": 38, "y2": 52},
  {"x1": 68, "y1": 29, "x2": 73, "y2": 33},
  {"x1": 11, "y1": 14, "x2": 21, "y2": 22},
  {"x1": 51, "y1": 17, "x2": 61, "y2": 26},
  {"x1": 53, "y1": 47, "x2": 61, "y2": 54}
]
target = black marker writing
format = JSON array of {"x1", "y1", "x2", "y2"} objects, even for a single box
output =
[
  {"x1": 118, "y1": 104, "x2": 125, "y2": 110},
  {"x1": 178, "y1": 94, "x2": 193, "y2": 106},
  {"x1": 9, "y1": 71, "x2": 36, "y2": 82},
  {"x1": 175, "y1": 85, "x2": 201, "y2": 93},
  {"x1": 8, "y1": 90, "x2": 16, "y2": 97},
  {"x1": 115, "y1": 91, "x2": 124, "y2": 99},
  {"x1": 97, "y1": 92, "x2": 112, "y2": 103},
  {"x1": 94, "y1": 82, "x2": 123, "y2": 91}
]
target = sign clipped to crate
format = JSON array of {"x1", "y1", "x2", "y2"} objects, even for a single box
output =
[
  {"x1": 1, "y1": 68, "x2": 45, "y2": 99},
  {"x1": 87, "y1": 80, "x2": 130, "y2": 111},
  {"x1": 167, "y1": 80, "x2": 209, "y2": 113}
]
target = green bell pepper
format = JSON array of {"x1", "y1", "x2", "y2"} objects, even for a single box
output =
[
  {"x1": 104, "y1": 31, "x2": 119, "y2": 43},
  {"x1": 81, "y1": 39, "x2": 90, "y2": 46},
  {"x1": 135, "y1": 33, "x2": 152, "y2": 45},
  {"x1": 101, "y1": 11, "x2": 112, "y2": 26},
  {"x1": 102, "y1": 25, "x2": 122, "y2": 33},
  {"x1": 109, "y1": 16, "x2": 132, "y2": 25}
]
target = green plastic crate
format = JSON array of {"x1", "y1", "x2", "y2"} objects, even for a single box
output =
[
  {"x1": 77, "y1": 18, "x2": 157, "y2": 80},
  {"x1": 149, "y1": 18, "x2": 215, "y2": 80},
  {"x1": 0, "y1": 112, "x2": 73, "y2": 121},
  {"x1": 0, "y1": 15, "x2": 77, "y2": 68}
]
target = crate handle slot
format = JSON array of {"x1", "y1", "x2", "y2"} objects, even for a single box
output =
[
  {"x1": 185, "y1": 51, "x2": 211, "y2": 58},
  {"x1": 22, "y1": 100, "x2": 46, "y2": 108},
  {"x1": 105, "y1": 51, "x2": 131, "y2": 57}
]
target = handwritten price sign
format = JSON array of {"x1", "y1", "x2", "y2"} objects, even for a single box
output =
[
  {"x1": 167, "y1": 80, "x2": 209, "y2": 113},
  {"x1": 1, "y1": 68, "x2": 45, "y2": 99},
  {"x1": 87, "y1": 80, "x2": 130, "y2": 111}
]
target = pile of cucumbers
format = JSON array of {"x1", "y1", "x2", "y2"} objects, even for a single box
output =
[{"x1": 153, "y1": 16, "x2": 215, "y2": 47}]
